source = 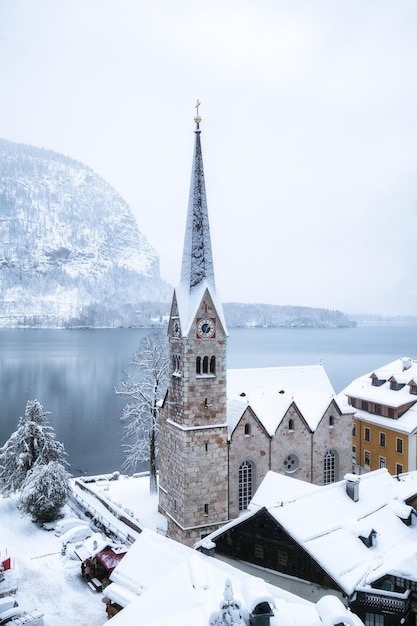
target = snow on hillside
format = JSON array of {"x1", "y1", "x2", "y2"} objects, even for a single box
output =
[{"x1": 0, "y1": 139, "x2": 171, "y2": 327}]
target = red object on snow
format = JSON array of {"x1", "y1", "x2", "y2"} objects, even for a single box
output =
[{"x1": 2, "y1": 557, "x2": 11, "y2": 571}]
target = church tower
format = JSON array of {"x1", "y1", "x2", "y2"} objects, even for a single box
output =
[{"x1": 158, "y1": 107, "x2": 229, "y2": 546}]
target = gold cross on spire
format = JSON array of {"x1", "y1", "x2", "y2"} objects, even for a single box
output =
[{"x1": 194, "y1": 99, "x2": 202, "y2": 130}]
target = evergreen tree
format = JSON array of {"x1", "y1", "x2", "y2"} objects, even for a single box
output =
[
  {"x1": 116, "y1": 330, "x2": 169, "y2": 493},
  {"x1": 18, "y1": 461, "x2": 71, "y2": 523},
  {"x1": 209, "y1": 579, "x2": 242, "y2": 625},
  {"x1": 0, "y1": 399, "x2": 69, "y2": 496}
]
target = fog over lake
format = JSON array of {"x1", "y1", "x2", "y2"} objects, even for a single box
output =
[{"x1": 1, "y1": 325, "x2": 416, "y2": 476}]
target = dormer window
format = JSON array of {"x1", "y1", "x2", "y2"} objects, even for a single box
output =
[
  {"x1": 389, "y1": 377, "x2": 405, "y2": 391},
  {"x1": 359, "y1": 529, "x2": 377, "y2": 548},
  {"x1": 371, "y1": 374, "x2": 386, "y2": 387},
  {"x1": 410, "y1": 382, "x2": 417, "y2": 395}
]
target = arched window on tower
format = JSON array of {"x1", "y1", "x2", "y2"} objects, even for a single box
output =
[
  {"x1": 203, "y1": 356, "x2": 209, "y2": 374},
  {"x1": 210, "y1": 356, "x2": 216, "y2": 374},
  {"x1": 196, "y1": 356, "x2": 201, "y2": 375},
  {"x1": 239, "y1": 460, "x2": 253, "y2": 511},
  {"x1": 324, "y1": 450, "x2": 336, "y2": 484}
]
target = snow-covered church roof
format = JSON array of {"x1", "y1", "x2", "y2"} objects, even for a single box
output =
[
  {"x1": 174, "y1": 114, "x2": 227, "y2": 337},
  {"x1": 227, "y1": 364, "x2": 349, "y2": 437}
]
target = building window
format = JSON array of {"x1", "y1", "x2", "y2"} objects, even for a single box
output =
[
  {"x1": 244, "y1": 423, "x2": 251, "y2": 437},
  {"x1": 196, "y1": 356, "x2": 201, "y2": 374},
  {"x1": 352, "y1": 446, "x2": 356, "y2": 462},
  {"x1": 396, "y1": 463, "x2": 403, "y2": 475},
  {"x1": 324, "y1": 450, "x2": 336, "y2": 484},
  {"x1": 365, "y1": 612, "x2": 384, "y2": 626},
  {"x1": 395, "y1": 577, "x2": 406, "y2": 590},
  {"x1": 379, "y1": 432, "x2": 386, "y2": 447},
  {"x1": 254, "y1": 543, "x2": 264, "y2": 559},
  {"x1": 379, "y1": 457, "x2": 386, "y2": 469},
  {"x1": 288, "y1": 418, "x2": 294, "y2": 432},
  {"x1": 361, "y1": 400, "x2": 369, "y2": 411},
  {"x1": 364, "y1": 427, "x2": 370, "y2": 442},
  {"x1": 239, "y1": 461, "x2": 253, "y2": 511},
  {"x1": 364, "y1": 451, "x2": 371, "y2": 467},
  {"x1": 375, "y1": 404, "x2": 382, "y2": 415},
  {"x1": 329, "y1": 415, "x2": 334, "y2": 428},
  {"x1": 203, "y1": 356, "x2": 209, "y2": 374},
  {"x1": 351, "y1": 398, "x2": 357, "y2": 408},
  {"x1": 396, "y1": 438, "x2": 403, "y2": 454},
  {"x1": 283, "y1": 454, "x2": 299, "y2": 474},
  {"x1": 352, "y1": 424, "x2": 357, "y2": 437},
  {"x1": 277, "y1": 549, "x2": 288, "y2": 566},
  {"x1": 388, "y1": 407, "x2": 394, "y2": 419},
  {"x1": 210, "y1": 356, "x2": 216, "y2": 374},
  {"x1": 410, "y1": 384, "x2": 417, "y2": 395},
  {"x1": 204, "y1": 503, "x2": 209, "y2": 516}
]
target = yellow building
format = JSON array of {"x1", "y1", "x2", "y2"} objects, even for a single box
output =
[{"x1": 341, "y1": 357, "x2": 417, "y2": 475}]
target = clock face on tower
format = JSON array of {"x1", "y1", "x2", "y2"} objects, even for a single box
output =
[{"x1": 196, "y1": 317, "x2": 216, "y2": 339}]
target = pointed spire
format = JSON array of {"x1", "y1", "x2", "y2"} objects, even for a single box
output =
[{"x1": 180, "y1": 103, "x2": 216, "y2": 292}]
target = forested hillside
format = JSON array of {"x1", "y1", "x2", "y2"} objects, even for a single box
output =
[{"x1": 0, "y1": 139, "x2": 171, "y2": 327}]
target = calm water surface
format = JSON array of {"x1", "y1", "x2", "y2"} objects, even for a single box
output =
[{"x1": 1, "y1": 325, "x2": 417, "y2": 475}]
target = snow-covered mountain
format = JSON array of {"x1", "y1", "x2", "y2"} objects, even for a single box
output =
[{"x1": 0, "y1": 139, "x2": 171, "y2": 327}]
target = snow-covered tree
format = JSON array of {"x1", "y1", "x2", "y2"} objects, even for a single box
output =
[
  {"x1": 0, "y1": 399, "x2": 69, "y2": 496},
  {"x1": 116, "y1": 330, "x2": 169, "y2": 493},
  {"x1": 18, "y1": 461, "x2": 71, "y2": 523},
  {"x1": 209, "y1": 579, "x2": 242, "y2": 625}
]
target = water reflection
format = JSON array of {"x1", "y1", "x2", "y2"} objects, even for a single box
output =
[{"x1": 0, "y1": 328, "x2": 149, "y2": 476}]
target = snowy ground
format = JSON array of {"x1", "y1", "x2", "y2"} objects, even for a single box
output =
[{"x1": 0, "y1": 474, "x2": 158, "y2": 626}]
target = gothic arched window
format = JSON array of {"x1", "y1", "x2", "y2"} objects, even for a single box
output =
[
  {"x1": 239, "y1": 460, "x2": 253, "y2": 511},
  {"x1": 210, "y1": 356, "x2": 216, "y2": 374},
  {"x1": 324, "y1": 449, "x2": 336, "y2": 485},
  {"x1": 196, "y1": 356, "x2": 201, "y2": 375},
  {"x1": 203, "y1": 356, "x2": 209, "y2": 374}
]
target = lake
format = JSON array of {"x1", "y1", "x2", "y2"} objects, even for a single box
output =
[{"x1": 1, "y1": 325, "x2": 417, "y2": 476}]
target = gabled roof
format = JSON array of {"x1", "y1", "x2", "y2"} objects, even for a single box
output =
[
  {"x1": 341, "y1": 357, "x2": 417, "y2": 432},
  {"x1": 227, "y1": 365, "x2": 347, "y2": 436},
  {"x1": 203, "y1": 468, "x2": 417, "y2": 597}
]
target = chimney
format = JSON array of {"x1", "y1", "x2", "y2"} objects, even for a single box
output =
[
  {"x1": 344, "y1": 473, "x2": 360, "y2": 502},
  {"x1": 402, "y1": 357, "x2": 412, "y2": 371},
  {"x1": 200, "y1": 539, "x2": 216, "y2": 557}
]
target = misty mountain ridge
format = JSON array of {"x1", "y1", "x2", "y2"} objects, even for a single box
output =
[
  {"x1": 2, "y1": 138, "x2": 412, "y2": 329},
  {"x1": 0, "y1": 138, "x2": 171, "y2": 327}
]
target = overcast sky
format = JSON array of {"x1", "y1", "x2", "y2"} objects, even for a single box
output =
[{"x1": 1, "y1": 1, "x2": 417, "y2": 316}]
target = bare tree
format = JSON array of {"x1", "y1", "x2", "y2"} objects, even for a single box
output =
[{"x1": 116, "y1": 329, "x2": 169, "y2": 493}]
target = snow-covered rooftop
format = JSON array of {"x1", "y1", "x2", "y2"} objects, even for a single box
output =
[
  {"x1": 105, "y1": 528, "x2": 364, "y2": 626},
  {"x1": 227, "y1": 365, "x2": 348, "y2": 436},
  {"x1": 204, "y1": 468, "x2": 417, "y2": 597},
  {"x1": 340, "y1": 357, "x2": 417, "y2": 432}
]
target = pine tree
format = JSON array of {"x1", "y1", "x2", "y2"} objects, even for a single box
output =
[
  {"x1": 18, "y1": 461, "x2": 71, "y2": 523},
  {"x1": 0, "y1": 399, "x2": 69, "y2": 496},
  {"x1": 209, "y1": 579, "x2": 242, "y2": 625},
  {"x1": 116, "y1": 330, "x2": 169, "y2": 493}
]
